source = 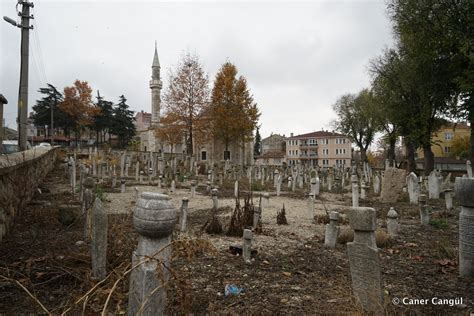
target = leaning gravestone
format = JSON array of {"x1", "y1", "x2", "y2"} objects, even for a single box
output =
[
  {"x1": 128, "y1": 192, "x2": 177, "y2": 316},
  {"x1": 380, "y1": 168, "x2": 406, "y2": 203},
  {"x1": 347, "y1": 207, "x2": 383, "y2": 314},
  {"x1": 455, "y1": 177, "x2": 474, "y2": 277},
  {"x1": 91, "y1": 198, "x2": 107, "y2": 279}
]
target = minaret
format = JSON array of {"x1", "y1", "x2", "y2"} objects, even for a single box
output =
[{"x1": 150, "y1": 41, "x2": 162, "y2": 127}]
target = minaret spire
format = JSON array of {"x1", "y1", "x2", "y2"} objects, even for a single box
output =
[
  {"x1": 150, "y1": 41, "x2": 162, "y2": 128},
  {"x1": 152, "y1": 41, "x2": 160, "y2": 70}
]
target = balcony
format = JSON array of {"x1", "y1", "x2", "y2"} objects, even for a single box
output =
[
  {"x1": 299, "y1": 143, "x2": 318, "y2": 149},
  {"x1": 299, "y1": 152, "x2": 318, "y2": 159}
]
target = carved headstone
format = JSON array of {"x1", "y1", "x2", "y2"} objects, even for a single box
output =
[
  {"x1": 91, "y1": 198, "x2": 107, "y2": 279},
  {"x1": 347, "y1": 207, "x2": 383, "y2": 313},
  {"x1": 128, "y1": 192, "x2": 177, "y2": 316},
  {"x1": 324, "y1": 211, "x2": 340, "y2": 248}
]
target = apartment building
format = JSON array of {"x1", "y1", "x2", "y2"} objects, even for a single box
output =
[
  {"x1": 417, "y1": 121, "x2": 470, "y2": 158},
  {"x1": 286, "y1": 130, "x2": 352, "y2": 168}
]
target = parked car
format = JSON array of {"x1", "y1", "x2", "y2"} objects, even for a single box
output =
[
  {"x1": 35, "y1": 142, "x2": 52, "y2": 148},
  {"x1": 2, "y1": 140, "x2": 20, "y2": 154},
  {"x1": 1, "y1": 140, "x2": 32, "y2": 154}
]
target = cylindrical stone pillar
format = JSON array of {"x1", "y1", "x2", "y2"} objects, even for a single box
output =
[
  {"x1": 419, "y1": 194, "x2": 429, "y2": 226},
  {"x1": 190, "y1": 180, "x2": 196, "y2": 198},
  {"x1": 120, "y1": 178, "x2": 126, "y2": 193},
  {"x1": 455, "y1": 177, "x2": 474, "y2": 277},
  {"x1": 211, "y1": 188, "x2": 218, "y2": 210},
  {"x1": 243, "y1": 229, "x2": 253, "y2": 264},
  {"x1": 128, "y1": 192, "x2": 177, "y2": 316},
  {"x1": 444, "y1": 189, "x2": 453, "y2": 211}
]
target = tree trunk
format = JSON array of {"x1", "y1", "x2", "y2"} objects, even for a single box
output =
[
  {"x1": 387, "y1": 135, "x2": 396, "y2": 165},
  {"x1": 405, "y1": 140, "x2": 416, "y2": 174},
  {"x1": 188, "y1": 128, "x2": 193, "y2": 156},
  {"x1": 360, "y1": 147, "x2": 367, "y2": 163},
  {"x1": 423, "y1": 142, "x2": 435, "y2": 175}
]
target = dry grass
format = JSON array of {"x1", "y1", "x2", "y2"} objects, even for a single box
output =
[
  {"x1": 337, "y1": 227, "x2": 354, "y2": 244},
  {"x1": 337, "y1": 228, "x2": 391, "y2": 248},
  {"x1": 375, "y1": 229, "x2": 391, "y2": 248},
  {"x1": 277, "y1": 204, "x2": 288, "y2": 225}
]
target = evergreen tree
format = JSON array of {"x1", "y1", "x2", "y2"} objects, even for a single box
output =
[
  {"x1": 111, "y1": 95, "x2": 136, "y2": 148},
  {"x1": 92, "y1": 91, "x2": 114, "y2": 145},
  {"x1": 254, "y1": 126, "x2": 262, "y2": 156},
  {"x1": 32, "y1": 84, "x2": 73, "y2": 138}
]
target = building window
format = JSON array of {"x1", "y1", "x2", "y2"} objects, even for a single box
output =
[
  {"x1": 445, "y1": 132, "x2": 454, "y2": 141},
  {"x1": 201, "y1": 151, "x2": 207, "y2": 161},
  {"x1": 444, "y1": 146, "x2": 451, "y2": 153},
  {"x1": 224, "y1": 150, "x2": 231, "y2": 160},
  {"x1": 322, "y1": 148, "x2": 329, "y2": 155}
]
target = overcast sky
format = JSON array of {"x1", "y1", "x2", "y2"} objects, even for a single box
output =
[{"x1": 1, "y1": 0, "x2": 394, "y2": 139}]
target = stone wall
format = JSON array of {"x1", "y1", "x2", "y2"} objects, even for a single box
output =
[{"x1": 0, "y1": 147, "x2": 58, "y2": 241}]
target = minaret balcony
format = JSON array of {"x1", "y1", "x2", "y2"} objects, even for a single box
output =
[{"x1": 149, "y1": 79, "x2": 162, "y2": 89}]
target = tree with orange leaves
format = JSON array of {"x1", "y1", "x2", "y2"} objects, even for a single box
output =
[
  {"x1": 154, "y1": 111, "x2": 185, "y2": 155},
  {"x1": 210, "y1": 62, "x2": 260, "y2": 160},
  {"x1": 163, "y1": 53, "x2": 210, "y2": 157},
  {"x1": 59, "y1": 80, "x2": 99, "y2": 147}
]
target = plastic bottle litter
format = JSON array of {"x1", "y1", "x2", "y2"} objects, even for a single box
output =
[{"x1": 224, "y1": 284, "x2": 243, "y2": 297}]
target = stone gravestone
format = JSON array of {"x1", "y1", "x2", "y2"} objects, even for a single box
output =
[
  {"x1": 373, "y1": 174, "x2": 380, "y2": 195},
  {"x1": 467, "y1": 160, "x2": 472, "y2": 178},
  {"x1": 243, "y1": 229, "x2": 253, "y2": 264},
  {"x1": 276, "y1": 175, "x2": 282, "y2": 196},
  {"x1": 91, "y1": 198, "x2": 107, "y2": 279},
  {"x1": 128, "y1": 192, "x2": 177, "y2": 316},
  {"x1": 406, "y1": 172, "x2": 419, "y2": 204},
  {"x1": 380, "y1": 168, "x2": 406, "y2": 203},
  {"x1": 347, "y1": 207, "x2": 383, "y2": 314},
  {"x1": 120, "y1": 178, "x2": 126, "y2": 193},
  {"x1": 444, "y1": 188, "x2": 453, "y2": 211},
  {"x1": 180, "y1": 198, "x2": 189, "y2": 232},
  {"x1": 253, "y1": 206, "x2": 261, "y2": 230},
  {"x1": 386, "y1": 207, "x2": 399, "y2": 236},
  {"x1": 428, "y1": 171, "x2": 442, "y2": 199},
  {"x1": 190, "y1": 180, "x2": 197, "y2": 198},
  {"x1": 82, "y1": 177, "x2": 96, "y2": 241},
  {"x1": 455, "y1": 177, "x2": 474, "y2": 277},
  {"x1": 419, "y1": 194, "x2": 429, "y2": 226},
  {"x1": 351, "y1": 174, "x2": 359, "y2": 208},
  {"x1": 211, "y1": 188, "x2": 218, "y2": 210},
  {"x1": 324, "y1": 211, "x2": 340, "y2": 248}
]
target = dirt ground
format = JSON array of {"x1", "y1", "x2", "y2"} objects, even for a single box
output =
[{"x1": 0, "y1": 163, "x2": 473, "y2": 315}]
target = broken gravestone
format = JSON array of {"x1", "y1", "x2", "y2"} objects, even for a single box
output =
[{"x1": 380, "y1": 168, "x2": 406, "y2": 203}]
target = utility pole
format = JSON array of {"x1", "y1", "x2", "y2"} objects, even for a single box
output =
[{"x1": 3, "y1": 0, "x2": 34, "y2": 151}]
